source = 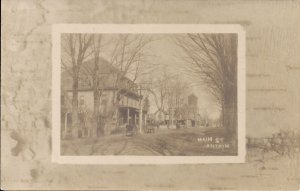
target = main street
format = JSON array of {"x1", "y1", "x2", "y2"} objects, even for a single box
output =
[{"x1": 61, "y1": 128, "x2": 236, "y2": 156}]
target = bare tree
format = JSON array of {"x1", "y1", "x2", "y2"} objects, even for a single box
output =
[
  {"x1": 149, "y1": 70, "x2": 189, "y2": 128},
  {"x1": 175, "y1": 33, "x2": 237, "y2": 138},
  {"x1": 110, "y1": 34, "x2": 153, "y2": 85},
  {"x1": 61, "y1": 34, "x2": 93, "y2": 136},
  {"x1": 152, "y1": 69, "x2": 171, "y2": 113},
  {"x1": 79, "y1": 34, "x2": 109, "y2": 137},
  {"x1": 104, "y1": 34, "x2": 153, "y2": 133},
  {"x1": 91, "y1": 35, "x2": 103, "y2": 119},
  {"x1": 170, "y1": 77, "x2": 189, "y2": 126}
]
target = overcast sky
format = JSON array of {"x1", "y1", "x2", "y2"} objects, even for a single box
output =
[
  {"x1": 88, "y1": 33, "x2": 221, "y2": 119},
  {"x1": 140, "y1": 34, "x2": 221, "y2": 119},
  {"x1": 97, "y1": 33, "x2": 221, "y2": 119}
]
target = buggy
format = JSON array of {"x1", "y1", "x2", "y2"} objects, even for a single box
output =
[
  {"x1": 145, "y1": 124, "x2": 156, "y2": 133},
  {"x1": 125, "y1": 124, "x2": 137, "y2": 136}
]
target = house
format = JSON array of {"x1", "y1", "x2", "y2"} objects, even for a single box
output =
[
  {"x1": 153, "y1": 109, "x2": 168, "y2": 124},
  {"x1": 185, "y1": 93, "x2": 201, "y2": 127},
  {"x1": 61, "y1": 57, "x2": 148, "y2": 137},
  {"x1": 170, "y1": 93, "x2": 202, "y2": 128},
  {"x1": 149, "y1": 93, "x2": 203, "y2": 128}
]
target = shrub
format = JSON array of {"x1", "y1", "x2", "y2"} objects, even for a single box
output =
[{"x1": 247, "y1": 129, "x2": 300, "y2": 156}]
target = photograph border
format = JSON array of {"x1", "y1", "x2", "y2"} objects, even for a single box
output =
[{"x1": 52, "y1": 24, "x2": 246, "y2": 164}]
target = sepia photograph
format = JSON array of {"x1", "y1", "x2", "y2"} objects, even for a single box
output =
[
  {"x1": 2, "y1": 0, "x2": 300, "y2": 190},
  {"x1": 52, "y1": 25, "x2": 245, "y2": 163}
]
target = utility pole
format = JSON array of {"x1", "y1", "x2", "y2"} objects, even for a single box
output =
[{"x1": 137, "y1": 82, "x2": 152, "y2": 134}]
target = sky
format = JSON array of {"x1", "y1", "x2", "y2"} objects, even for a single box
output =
[
  {"x1": 135, "y1": 34, "x2": 221, "y2": 119},
  {"x1": 95, "y1": 33, "x2": 222, "y2": 119}
]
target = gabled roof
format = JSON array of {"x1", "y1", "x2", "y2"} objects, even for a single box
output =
[
  {"x1": 81, "y1": 57, "x2": 122, "y2": 77},
  {"x1": 61, "y1": 57, "x2": 137, "y2": 91}
]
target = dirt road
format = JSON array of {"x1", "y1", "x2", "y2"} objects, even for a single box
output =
[{"x1": 61, "y1": 128, "x2": 236, "y2": 156}]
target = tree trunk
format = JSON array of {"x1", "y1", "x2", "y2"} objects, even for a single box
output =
[
  {"x1": 93, "y1": 88, "x2": 101, "y2": 137},
  {"x1": 71, "y1": 73, "x2": 79, "y2": 138},
  {"x1": 223, "y1": 84, "x2": 237, "y2": 141},
  {"x1": 101, "y1": 91, "x2": 119, "y2": 136},
  {"x1": 167, "y1": 108, "x2": 171, "y2": 129},
  {"x1": 139, "y1": 102, "x2": 143, "y2": 133}
]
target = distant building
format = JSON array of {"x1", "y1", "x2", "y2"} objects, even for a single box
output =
[
  {"x1": 188, "y1": 93, "x2": 198, "y2": 106},
  {"x1": 153, "y1": 109, "x2": 168, "y2": 124},
  {"x1": 61, "y1": 57, "x2": 148, "y2": 137},
  {"x1": 154, "y1": 93, "x2": 203, "y2": 128},
  {"x1": 186, "y1": 93, "x2": 200, "y2": 127}
]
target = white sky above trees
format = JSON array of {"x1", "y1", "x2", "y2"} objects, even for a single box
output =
[{"x1": 96, "y1": 34, "x2": 222, "y2": 119}]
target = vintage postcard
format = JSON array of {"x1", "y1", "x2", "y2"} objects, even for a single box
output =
[
  {"x1": 2, "y1": 0, "x2": 300, "y2": 190},
  {"x1": 52, "y1": 24, "x2": 246, "y2": 164}
]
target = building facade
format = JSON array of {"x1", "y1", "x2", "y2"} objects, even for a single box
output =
[
  {"x1": 61, "y1": 58, "x2": 148, "y2": 138},
  {"x1": 150, "y1": 93, "x2": 202, "y2": 128}
]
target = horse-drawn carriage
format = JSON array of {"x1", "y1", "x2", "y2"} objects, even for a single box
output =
[
  {"x1": 124, "y1": 119, "x2": 159, "y2": 136},
  {"x1": 145, "y1": 124, "x2": 156, "y2": 133},
  {"x1": 125, "y1": 123, "x2": 138, "y2": 136},
  {"x1": 144, "y1": 120, "x2": 158, "y2": 133}
]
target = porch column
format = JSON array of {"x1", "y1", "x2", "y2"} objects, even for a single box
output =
[
  {"x1": 139, "y1": 104, "x2": 143, "y2": 134},
  {"x1": 144, "y1": 112, "x2": 147, "y2": 126},
  {"x1": 127, "y1": 108, "x2": 130, "y2": 124}
]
